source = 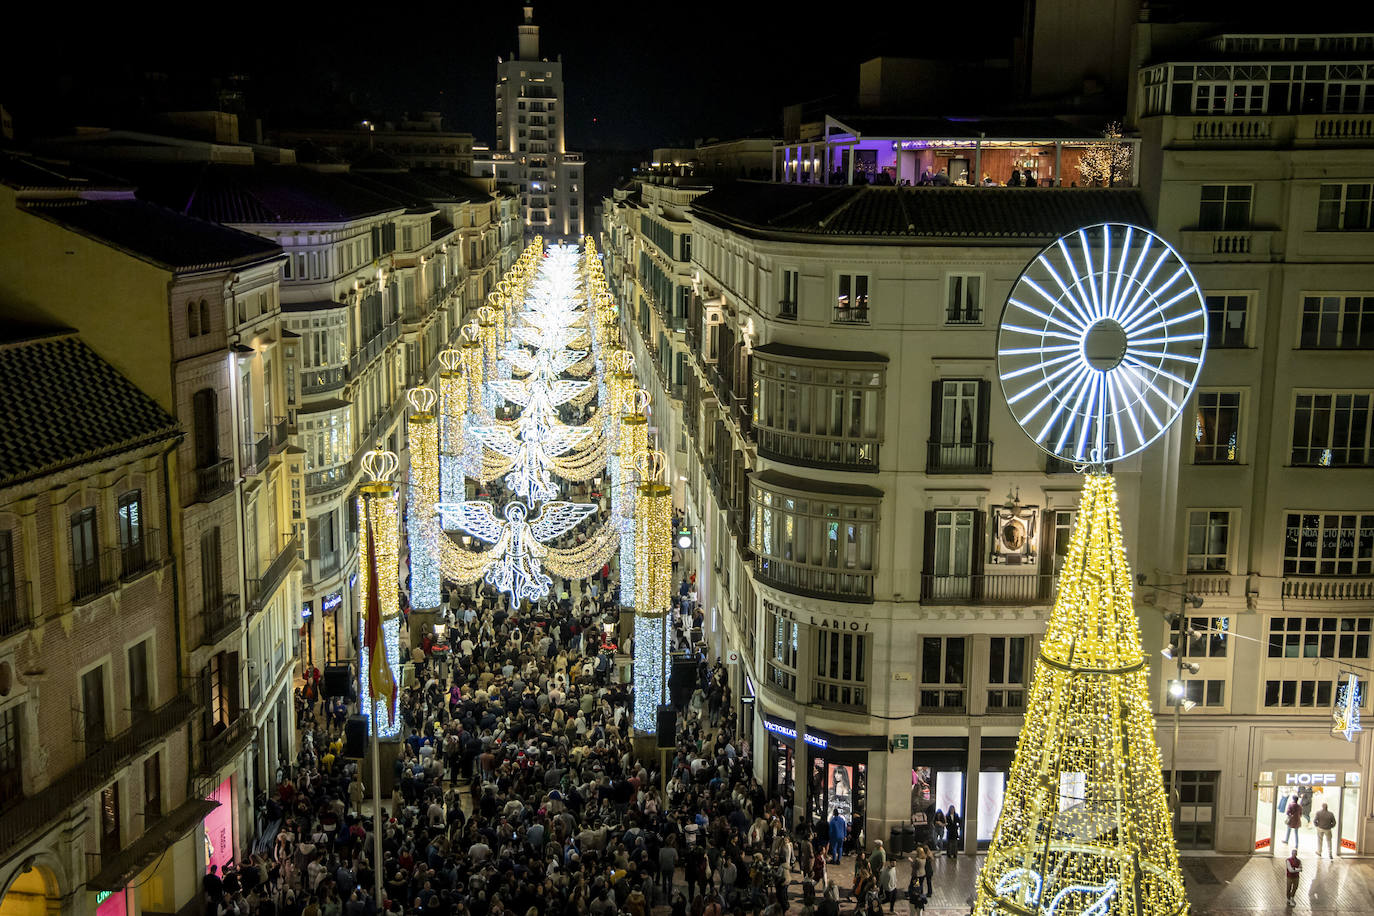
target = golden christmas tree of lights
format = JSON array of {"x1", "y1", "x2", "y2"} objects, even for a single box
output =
[{"x1": 973, "y1": 474, "x2": 1188, "y2": 916}]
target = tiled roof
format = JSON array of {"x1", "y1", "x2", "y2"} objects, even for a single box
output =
[
  {"x1": 0, "y1": 152, "x2": 132, "y2": 193},
  {"x1": 338, "y1": 171, "x2": 438, "y2": 215},
  {"x1": 24, "y1": 198, "x2": 282, "y2": 273},
  {"x1": 691, "y1": 181, "x2": 1152, "y2": 241},
  {"x1": 113, "y1": 163, "x2": 408, "y2": 224},
  {"x1": 0, "y1": 331, "x2": 179, "y2": 488}
]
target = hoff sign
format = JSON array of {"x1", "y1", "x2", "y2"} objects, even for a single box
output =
[{"x1": 1283, "y1": 772, "x2": 1339, "y2": 786}]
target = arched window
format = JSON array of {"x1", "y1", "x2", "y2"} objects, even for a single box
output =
[
  {"x1": 192, "y1": 388, "x2": 219, "y2": 469},
  {"x1": 199, "y1": 300, "x2": 211, "y2": 335},
  {"x1": 187, "y1": 302, "x2": 199, "y2": 337}
]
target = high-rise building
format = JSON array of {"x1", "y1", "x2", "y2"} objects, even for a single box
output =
[{"x1": 476, "y1": 5, "x2": 585, "y2": 241}]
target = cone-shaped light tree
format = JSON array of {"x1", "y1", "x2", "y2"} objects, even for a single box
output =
[{"x1": 973, "y1": 473, "x2": 1189, "y2": 916}]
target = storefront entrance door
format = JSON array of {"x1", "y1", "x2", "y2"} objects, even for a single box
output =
[{"x1": 1255, "y1": 771, "x2": 1360, "y2": 857}]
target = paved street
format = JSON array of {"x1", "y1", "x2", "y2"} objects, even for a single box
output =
[{"x1": 655, "y1": 851, "x2": 1374, "y2": 915}]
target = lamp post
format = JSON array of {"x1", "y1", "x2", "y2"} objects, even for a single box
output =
[{"x1": 1144, "y1": 577, "x2": 1205, "y2": 827}]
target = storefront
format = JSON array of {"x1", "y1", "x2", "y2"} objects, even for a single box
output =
[
  {"x1": 764, "y1": 715, "x2": 797, "y2": 806},
  {"x1": 203, "y1": 777, "x2": 236, "y2": 874},
  {"x1": 910, "y1": 736, "x2": 1015, "y2": 850},
  {"x1": 804, "y1": 729, "x2": 886, "y2": 854},
  {"x1": 739, "y1": 674, "x2": 756, "y2": 755},
  {"x1": 95, "y1": 888, "x2": 129, "y2": 916},
  {"x1": 321, "y1": 589, "x2": 344, "y2": 663},
  {"x1": 1254, "y1": 770, "x2": 1361, "y2": 857}
]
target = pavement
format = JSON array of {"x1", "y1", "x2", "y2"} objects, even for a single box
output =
[{"x1": 643, "y1": 851, "x2": 1374, "y2": 914}]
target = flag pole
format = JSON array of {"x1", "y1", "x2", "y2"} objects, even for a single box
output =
[{"x1": 364, "y1": 493, "x2": 385, "y2": 907}]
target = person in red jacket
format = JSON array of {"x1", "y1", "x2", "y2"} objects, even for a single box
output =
[{"x1": 1285, "y1": 850, "x2": 1302, "y2": 903}]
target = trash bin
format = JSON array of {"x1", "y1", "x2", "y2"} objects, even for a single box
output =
[
  {"x1": 889, "y1": 826, "x2": 905, "y2": 855},
  {"x1": 900, "y1": 824, "x2": 915, "y2": 854}
]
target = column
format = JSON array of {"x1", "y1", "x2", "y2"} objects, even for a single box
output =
[
  {"x1": 1054, "y1": 141, "x2": 1063, "y2": 187},
  {"x1": 965, "y1": 725, "x2": 982, "y2": 855}
]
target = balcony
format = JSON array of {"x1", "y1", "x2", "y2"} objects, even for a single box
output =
[
  {"x1": 0, "y1": 580, "x2": 31, "y2": 638},
  {"x1": 347, "y1": 317, "x2": 401, "y2": 380},
  {"x1": 832, "y1": 305, "x2": 869, "y2": 325},
  {"x1": 927, "y1": 440, "x2": 993, "y2": 474},
  {"x1": 197, "y1": 713, "x2": 253, "y2": 778},
  {"x1": 777, "y1": 299, "x2": 797, "y2": 321},
  {"x1": 1282, "y1": 577, "x2": 1374, "y2": 601},
  {"x1": 301, "y1": 366, "x2": 347, "y2": 395},
  {"x1": 756, "y1": 428, "x2": 879, "y2": 472},
  {"x1": 1176, "y1": 229, "x2": 1275, "y2": 261},
  {"x1": 945, "y1": 309, "x2": 983, "y2": 326},
  {"x1": 86, "y1": 795, "x2": 219, "y2": 892},
  {"x1": 193, "y1": 594, "x2": 242, "y2": 648},
  {"x1": 195, "y1": 458, "x2": 235, "y2": 502},
  {"x1": 119, "y1": 529, "x2": 166, "y2": 581},
  {"x1": 0, "y1": 688, "x2": 197, "y2": 861},
  {"x1": 306, "y1": 464, "x2": 350, "y2": 495},
  {"x1": 813, "y1": 681, "x2": 867, "y2": 713},
  {"x1": 920, "y1": 573, "x2": 1054, "y2": 605},
  {"x1": 241, "y1": 433, "x2": 270, "y2": 476},
  {"x1": 247, "y1": 534, "x2": 300, "y2": 612},
  {"x1": 270, "y1": 417, "x2": 291, "y2": 453},
  {"x1": 71, "y1": 548, "x2": 122, "y2": 605},
  {"x1": 752, "y1": 555, "x2": 874, "y2": 603}
]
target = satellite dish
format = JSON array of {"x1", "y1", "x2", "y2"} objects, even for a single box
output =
[{"x1": 997, "y1": 224, "x2": 1207, "y2": 466}]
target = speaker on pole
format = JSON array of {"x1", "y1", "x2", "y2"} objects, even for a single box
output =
[
  {"x1": 656, "y1": 706, "x2": 677, "y2": 747},
  {"x1": 324, "y1": 664, "x2": 351, "y2": 698},
  {"x1": 344, "y1": 714, "x2": 368, "y2": 758},
  {"x1": 668, "y1": 656, "x2": 696, "y2": 710}
]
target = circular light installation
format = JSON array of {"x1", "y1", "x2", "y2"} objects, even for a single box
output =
[{"x1": 997, "y1": 224, "x2": 1207, "y2": 466}]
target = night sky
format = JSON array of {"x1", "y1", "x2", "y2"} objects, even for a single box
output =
[{"x1": 2, "y1": 3, "x2": 1026, "y2": 151}]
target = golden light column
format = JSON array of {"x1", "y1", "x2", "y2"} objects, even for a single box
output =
[
  {"x1": 405, "y1": 388, "x2": 440, "y2": 610},
  {"x1": 357, "y1": 449, "x2": 402, "y2": 738}
]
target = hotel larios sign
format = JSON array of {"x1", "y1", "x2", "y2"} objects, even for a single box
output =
[{"x1": 761, "y1": 596, "x2": 870, "y2": 633}]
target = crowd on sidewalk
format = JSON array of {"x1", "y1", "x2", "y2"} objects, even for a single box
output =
[{"x1": 201, "y1": 576, "x2": 950, "y2": 916}]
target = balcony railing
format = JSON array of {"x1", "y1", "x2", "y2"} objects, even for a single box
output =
[
  {"x1": 813, "y1": 680, "x2": 867, "y2": 712},
  {"x1": 242, "y1": 434, "x2": 270, "y2": 476},
  {"x1": 1282, "y1": 577, "x2": 1374, "y2": 601},
  {"x1": 0, "y1": 580, "x2": 31, "y2": 638},
  {"x1": 927, "y1": 440, "x2": 993, "y2": 473},
  {"x1": 119, "y1": 529, "x2": 165, "y2": 581},
  {"x1": 247, "y1": 534, "x2": 300, "y2": 611},
  {"x1": 194, "y1": 593, "x2": 242, "y2": 648},
  {"x1": 72, "y1": 548, "x2": 122, "y2": 604},
  {"x1": 945, "y1": 309, "x2": 983, "y2": 325},
  {"x1": 756, "y1": 428, "x2": 879, "y2": 472},
  {"x1": 920, "y1": 573, "x2": 1055, "y2": 604},
  {"x1": 752, "y1": 555, "x2": 874, "y2": 603},
  {"x1": 195, "y1": 458, "x2": 235, "y2": 501},
  {"x1": 832, "y1": 305, "x2": 869, "y2": 325},
  {"x1": 300, "y1": 366, "x2": 347, "y2": 394},
  {"x1": 347, "y1": 317, "x2": 401, "y2": 380},
  {"x1": 777, "y1": 300, "x2": 797, "y2": 321},
  {"x1": 0, "y1": 688, "x2": 196, "y2": 861},
  {"x1": 197, "y1": 713, "x2": 253, "y2": 777},
  {"x1": 270, "y1": 417, "x2": 290, "y2": 452},
  {"x1": 306, "y1": 464, "x2": 350, "y2": 495}
]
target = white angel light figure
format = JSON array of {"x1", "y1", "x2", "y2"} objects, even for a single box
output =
[
  {"x1": 437, "y1": 500, "x2": 596, "y2": 604},
  {"x1": 470, "y1": 410, "x2": 592, "y2": 502}
]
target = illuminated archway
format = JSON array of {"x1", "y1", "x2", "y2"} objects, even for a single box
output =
[{"x1": 0, "y1": 864, "x2": 62, "y2": 916}]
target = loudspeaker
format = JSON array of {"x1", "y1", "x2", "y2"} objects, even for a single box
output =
[
  {"x1": 323, "y1": 664, "x2": 351, "y2": 698},
  {"x1": 668, "y1": 656, "x2": 696, "y2": 710},
  {"x1": 656, "y1": 706, "x2": 677, "y2": 747},
  {"x1": 344, "y1": 714, "x2": 368, "y2": 758}
]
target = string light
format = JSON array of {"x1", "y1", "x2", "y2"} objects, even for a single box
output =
[
  {"x1": 406, "y1": 388, "x2": 441, "y2": 609},
  {"x1": 357, "y1": 451, "x2": 402, "y2": 739},
  {"x1": 974, "y1": 473, "x2": 1189, "y2": 916}
]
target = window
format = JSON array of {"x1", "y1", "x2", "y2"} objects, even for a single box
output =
[
  {"x1": 680, "y1": 234, "x2": 691, "y2": 263},
  {"x1": 128, "y1": 640, "x2": 150, "y2": 714},
  {"x1": 187, "y1": 302, "x2": 199, "y2": 337},
  {"x1": 834, "y1": 273, "x2": 869, "y2": 323},
  {"x1": 118, "y1": 490, "x2": 145, "y2": 576},
  {"x1": 1290, "y1": 393, "x2": 1372, "y2": 466},
  {"x1": 946, "y1": 274, "x2": 982, "y2": 324},
  {"x1": 200, "y1": 300, "x2": 211, "y2": 335},
  {"x1": 1187, "y1": 510, "x2": 1231, "y2": 572},
  {"x1": 0, "y1": 705, "x2": 20, "y2": 807},
  {"x1": 70, "y1": 507, "x2": 100, "y2": 600},
  {"x1": 1317, "y1": 184, "x2": 1373, "y2": 231},
  {"x1": 779, "y1": 269, "x2": 798, "y2": 319},
  {"x1": 1264, "y1": 678, "x2": 1338, "y2": 708},
  {"x1": 1181, "y1": 616, "x2": 1230, "y2": 657},
  {"x1": 1194, "y1": 82, "x2": 1265, "y2": 113},
  {"x1": 1269, "y1": 616, "x2": 1373, "y2": 659},
  {"x1": 1205, "y1": 295, "x2": 1247, "y2": 347},
  {"x1": 1198, "y1": 185, "x2": 1252, "y2": 230},
  {"x1": 987, "y1": 636, "x2": 1027, "y2": 709},
  {"x1": 0, "y1": 531, "x2": 15, "y2": 630},
  {"x1": 201, "y1": 527, "x2": 223, "y2": 609},
  {"x1": 82, "y1": 665, "x2": 107, "y2": 753},
  {"x1": 1284, "y1": 513, "x2": 1374, "y2": 575},
  {"x1": 933, "y1": 510, "x2": 975, "y2": 577},
  {"x1": 144, "y1": 752, "x2": 162, "y2": 819},
  {"x1": 1300, "y1": 296, "x2": 1374, "y2": 349},
  {"x1": 749, "y1": 482, "x2": 878, "y2": 601},
  {"x1": 930, "y1": 379, "x2": 991, "y2": 471},
  {"x1": 814, "y1": 631, "x2": 867, "y2": 709},
  {"x1": 751, "y1": 356, "x2": 884, "y2": 470},
  {"x1": 1167, "y1": 679, "x2": 1226, "y2": 707},
  {"x1": 1194, "y1": 391, "x2": 1241, "y2": 464},
  {"x1": 1165, "y1": 771, "x2": 1219, "y2": 850},
  {"x1": 767, "y1": 609, "x2": 797, "y2": 694},
  {"x1": 1051, "y1": 510, "x2": 1075, "y2": 573},
  {"x1": 920, "y1": 637, "x2": 966, "y2": 710},
  {"x1": 192, "y1": 388, "x2": 219, "y2": 471}
]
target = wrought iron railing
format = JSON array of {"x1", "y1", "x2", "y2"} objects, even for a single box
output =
[
  {"x1": 247, "y1": 534, "x2": 299, "y2": 611},
  {"x1": 920, "y1": 573, "x2": 1054, "y2": 605},
  {"x1": 0, "y1": 580, "x2": 31, "y2": 638},
  {"x1": 195, "y1": 458, "x2": 235, "y2": 501},
  {"x1": 927, "y1": 440, "x2": 993, "y2": 473},
  {"x1": 194, "y1": 594, "x2": 242, "y2": 648}
]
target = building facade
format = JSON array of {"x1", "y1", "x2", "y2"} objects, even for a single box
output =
[
  {"x1": 0, "y1": 331, "x2": 197, "y2": 916},
  {"x1": 1131, "y1": 25, "x2": 1374, "y2": 857},
  {"x1": 475, "y1": 5, "x2": 585, "y2": 241}
]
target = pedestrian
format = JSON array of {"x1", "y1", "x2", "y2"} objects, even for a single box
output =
[
  {"x1": 1285, "y1": 849, "x2": 1302, "y2": 903},
  {"x1": 879, "y1": 857, "x2": 897, "y2": 912},
  {"x1": 945, "y1": 806, "x2": 961, "y2": 858},
  {"x1": 1314, "y1": 803, "x2": 1337, "y2": 858},
  {"x1": 1284, "y1": 797, "x2": 1304, "y2": 848},
  {"x1": 828, "y1": 810, "x2": 847, "y2": 863}
]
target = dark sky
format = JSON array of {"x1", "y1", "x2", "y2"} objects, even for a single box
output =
[{"x1": 2, "y1": 2, "x2": 1026, "y2": 151}]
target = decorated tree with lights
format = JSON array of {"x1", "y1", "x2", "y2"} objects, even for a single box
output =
[
  {"x1": 980, "y1": 224, "x2": 1206, "y2": 916},
  {"x1": 1076, "y1": 122, "x2": 1132, "y2": 188}
]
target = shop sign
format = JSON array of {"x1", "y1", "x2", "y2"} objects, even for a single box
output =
[
  {"x1": 726, "y1": 651, "x2": 740, "y2": 664},
  {"x1": 1282, "y1": 772, "x2": 1339, "y2": 786},
  {"x1": 322, "y1": 592, "x2": 343, "y2": 614},
  {"x1": 763, "y1": 718, "x2": 829, "y2": 750},
  {"x1": 892, "y1": 734, "x2": 909, "y2": 750},
  {"x1": 761, "y1": 597, "x2": 870, "y2": 633}
]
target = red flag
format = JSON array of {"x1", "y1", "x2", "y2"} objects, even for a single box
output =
[{"x1": 363, "y1": 501, "x2": 397, "y2": 726}]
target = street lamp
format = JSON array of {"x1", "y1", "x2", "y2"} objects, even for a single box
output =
[{"x1": 1141, "y1": 575, "x2": 1205, "y2": 826}]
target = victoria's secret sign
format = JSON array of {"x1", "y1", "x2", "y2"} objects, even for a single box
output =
[{"x1": 762, "y1": 597, "x2": 870, "y2": 632}]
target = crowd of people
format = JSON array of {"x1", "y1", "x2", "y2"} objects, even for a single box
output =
[{"x1": 200, "y1": 576, "x2": 944, "y2": 916}]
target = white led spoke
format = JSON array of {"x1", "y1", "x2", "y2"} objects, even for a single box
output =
[{"x1": 998, "y1": 223, "x2": 1207, "y2": 466}]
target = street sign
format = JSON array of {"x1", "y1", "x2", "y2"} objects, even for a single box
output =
[
  {"x1": 726, "y1": 651, "x2": 740, "y2": 664},
  {"x1": 892, "y1": 734, "x2": 909, "y2": 750}
]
